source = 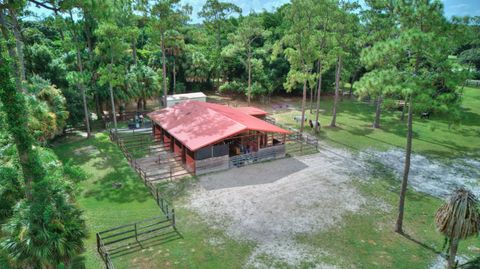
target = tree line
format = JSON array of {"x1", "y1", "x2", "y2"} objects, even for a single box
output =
[{"x1": 0, "y1": 0, "x2": 479, "y2": 268}]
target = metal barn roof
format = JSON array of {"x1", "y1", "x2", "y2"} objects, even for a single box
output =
[{"x1": 148, "y1": 101, "x2": 291, "y2": 151}]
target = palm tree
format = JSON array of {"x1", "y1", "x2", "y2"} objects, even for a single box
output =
[
  {"x1": 435, "y1": 188, "x2": 480, "y2": 269},
  {"x1": 1, "y1": 191, "x2": 86, "y2": 269}
]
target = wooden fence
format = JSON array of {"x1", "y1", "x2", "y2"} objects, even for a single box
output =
[
  {"x1": 229, "y1": 144, "x2": 286, "y2": 168},
  {"x1": 265, "y1": 116, "x2": 319, "y2": 155},
  {"x1": 104, "y1": 110, "x2": 153, "y2": 122},
  {"x1": 99, "y1": 127, "x2": 187, "y2": 268},
  {"x1": 96, "y1": 214, "x2": 177, "y2": 269},
  {"x1": 108, "y1": 127, "x2": 190, "y2": 219},
  {"x1": 466, "y1": 79, "x2": 480, "y2": 87},
  {"x1": 97, "y1": 234, "x2": 115, "y2": 269},
  {"x1": 195, "y1": 155, "x2": 230, "y2": 175}
]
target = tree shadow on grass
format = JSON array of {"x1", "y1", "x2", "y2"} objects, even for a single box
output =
[
  {"x1": 82, "y1": 168, "x2": 151, "y2": 204},
  {"x1": 53, "y1": 133, "x2": 153, "y2": 204},
  {"x1": 346, "y1": 125, "x2": 376, "y2": 136},
  {"x1": 106, "y1": 228, "x2": 183, "y2": 269},
  {"x1": 71, "y1": 254, "x2": 86, "y2": 269},
  {"x1": 89, "y1": 134, "x2": 153, "y2": 203},
  {"x1": 400, "y1": 233, "x2": 442, "y2": 256},
  {"x1": 109, "y1": 230, "x2": 182, "y2": 260},
  {"x1": 414, "y1": 137, "x2": 475, "y2": 157}
]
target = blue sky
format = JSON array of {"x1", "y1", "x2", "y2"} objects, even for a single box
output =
[
  {"x1": 183, "y1": 0, "x2": 480, "y2": 23},
  {"x1": 28, "y1": 0, "x2": 480, "y2": 23},
  {"x1": 182, "y1": 0, "x2": 480, "y2": 22}
]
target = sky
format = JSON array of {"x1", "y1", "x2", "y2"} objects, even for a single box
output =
[
  {"x1": 184, "y1": 0, "x2": 480, "y2": 23},
  {"x1": 28, "y1": 0, "x2": 480, "y2": 23}
]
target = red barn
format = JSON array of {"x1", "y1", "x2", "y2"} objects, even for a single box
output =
[{"x1": 148, "y1": 101, "x2": 291, "y2": 175}]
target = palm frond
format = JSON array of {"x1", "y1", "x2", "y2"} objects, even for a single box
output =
[{"x1": 435, "y1": 188, "x2": 480, "y2": 240}]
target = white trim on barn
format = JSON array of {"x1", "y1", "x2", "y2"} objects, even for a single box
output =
[{"x1": 166, "y1": 92, "x2": 207, "y2": 107}]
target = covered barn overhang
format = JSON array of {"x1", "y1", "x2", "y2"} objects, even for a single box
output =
[{"x1": 147, "y1": 101, "x2": 291, "y2": 152}]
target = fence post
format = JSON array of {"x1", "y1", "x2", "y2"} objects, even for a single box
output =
[
  {"x1": 134, "y1": 223, "x2": 139, "y2": 244},
  {"x1": 166, "y1": 203, "x2": 169, "y2": 219},
  {"x1": 171, "y1": 209, "x2": 176, "y2": 229},
  {"x1": 160, "y1": 197, "x2": 164, "y2": 213},
  {"x1": 96, "y1": 233, "x2": 100, "y2": 253},
  {"x1": 105, "y1": 252, "x2": 110, "y2": 269},
  {"x1": 156, "y1": 187, "x2": 160, "y2": 206}
]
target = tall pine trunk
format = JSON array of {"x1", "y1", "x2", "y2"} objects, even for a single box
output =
[
  {"x1": 215, "y1": 24, "x2": 221, "y2": 90},
  {"x1": 109, "y1": 56, "x2": 118, "y2": 132},
  {"x1": 315, "y1": 61, "x2": 323, "y2": 133},
  {"x1": 310, "y1": 85, "x2": 313, "y2": 114},
  {"x1": 400, "y1": 96, "x2": 407, "y2": 121},
  {"x1": 70, "y1": 10, "x2": 91, "y2": 138},
  {"x1": 173, "y1": 57, "x2": 176, "y2": 93},
  {"x1": 395, "y1": 95, "x2": 413, "y2": 233},
  {"x1": 76, "y1": 48, "x2": 91, "y2": 138},
  {"x1": 373, "y1": 95, "x2": 382, "y2": 129},
  {"x1": 0, "y1": 12, "x2": 23, "y2": 94},
  {"x1": 54, "y1": 9, "x2": 65, "y2": 41},
  {"x1": 161, "y1": 32, "x2": 168, "y2": 107},
  {"x1": 132, "y1": 38, "x2": 137, "y2": 65},
  {"x1": 9, "y1": 9, "x2": 26, "y2": 90},
  {"x1": 448, "y1": 238, "x2": 459, "y2": 269},
  {"x1": 310, "y1": 64, "x2": 315, "y2": 114},
  {"x1": 300, "y1": 79, "x2": 307, "y2": 133},
  {"x1": 83, "y1": 8, "x2": 101, "y2": 125},
  {"x1": 330, "y1": 56, "x2": 342, "y2": 127},
  {"x1": 0, "y1": 54, "x2": 46, "y2": 200},
  {"x1": 247, "y1": 47, "x2": 252, "y2": 105},
  {"x1": 349, "y1": 74, "x2": 355, "y2": 96}
]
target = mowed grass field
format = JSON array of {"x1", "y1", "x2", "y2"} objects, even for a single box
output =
[
  {"x1": 273, "y1": 87, "x2": 480, "y2": 158},
  {"x1": 53, "y1": 134, "x2": 252, "y2": 269},
  {"x1": 51, "y1": 87, "x2": 480, "y2": 268},
  {"x1": 273, "y1": 87, "x2": 480, "y2": 268}
]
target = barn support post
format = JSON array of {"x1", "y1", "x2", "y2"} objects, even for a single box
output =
[
  {"x1": 257, "y1": 133, "x2": 261, "y2": 150},
  {"x1": 181, "y1": 144, "x2": 186, "y2": 163},
  {"x1": 160, "y1": 126, "x2": 164, "y2": 143}
]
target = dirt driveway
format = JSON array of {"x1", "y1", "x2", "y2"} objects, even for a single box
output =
[{"x1": 187, "y1": 146, "x2": 368, "y2": 268}]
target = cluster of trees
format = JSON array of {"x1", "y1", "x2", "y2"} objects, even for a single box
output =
[
  {"x1": 0, "y1": 0, "x2": 478, "y2": 135},
  {"x1": 0, "y1": 0, "x2": 479, "y2": 268}
]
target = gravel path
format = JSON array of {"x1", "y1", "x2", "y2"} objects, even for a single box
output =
[{"x1": 187, "y1": 146, "x2": 367, "y2": 268}]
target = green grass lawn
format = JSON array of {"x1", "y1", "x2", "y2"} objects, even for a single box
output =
[
  {"x1": 49, "y1": 87, "x2": 480, "y2": 269},
  {"x1": 274, "y1": 87, "x2": 480, "y2": 158},
  {"x1": 53, "y1": 133, "x2": 252, "y2": 269},
  {"x1": 273, "y1": 87, "x2": 480, "y2": 268},
  {"x1": 297, "y1": 165, "x2": 480, "y2": 269}
]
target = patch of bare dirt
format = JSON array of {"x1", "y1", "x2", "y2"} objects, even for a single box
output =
[{"x1": 186, "y1": 147, "x2": 366, "y2": 268}]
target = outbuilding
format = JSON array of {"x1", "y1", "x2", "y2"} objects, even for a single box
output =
[
  {"x1": 165, "y1": 92, "x2": 207, "y2": 107},
  {"x1": 148, "y1": 101, "x2": 291, "y2": 175}
]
